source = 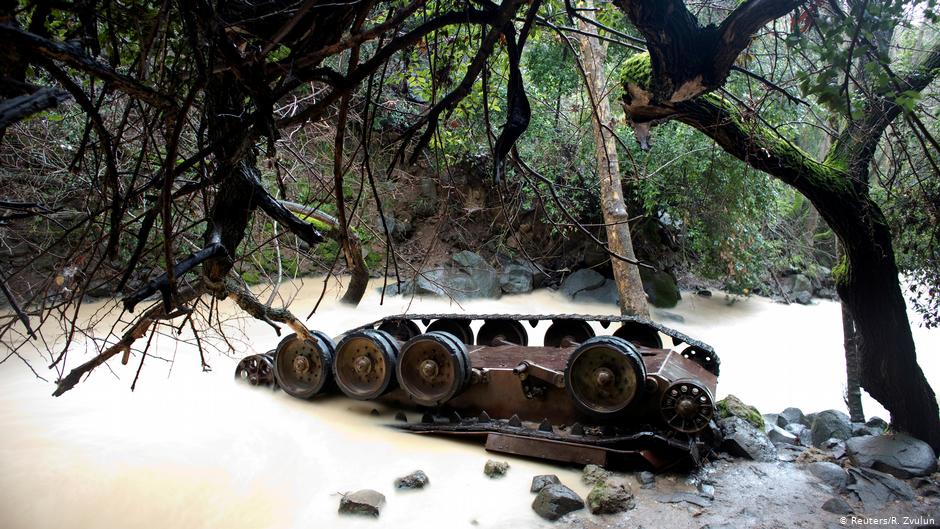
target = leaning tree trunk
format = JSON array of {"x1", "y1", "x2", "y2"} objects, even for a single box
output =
[
  {"x1": 835, "y1": 203, "x2": 938, "y2": 448},
  {"x1": 576, "y1": 4, "x2": 649, "y2": 318}
]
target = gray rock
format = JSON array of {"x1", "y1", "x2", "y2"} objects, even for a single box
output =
[
  {"x1": 762, "y1": 413, "x2": 781, "y2": 431},
  {"x1": 718, "y1": 416, "x2": 777, "y2": 462},
  {"x1": 452, "y1": 250, "x2": 487, "y2": 269},
  {"x1": 655, "y1": 492, "x2": 712, "y2": 508},
  {"x1": 777, "y1": 444, "x2": 808, "y2": 462},
  {"x1": 530, "y1": 474, "x2": 560, "y2": 493},
  {"x1": 821, "y1": 496, "x2": 853, "y2": 514},
  {"x1": 587, "y1": 479, "x2": 635, "y2": 514},
  {"x1": 484, "y1": 459, "x2": 509, "y2": 478},
  {"x1": 822, "y1": 437, "x2": 847, "y2": 459},
  {"x1": 807, "y1": 461, "x2": 850, "y2": 492},
  {"x1": 451, "y1": 252, "x2": 501, "y2": 299},
  {"x1": 792, "y1": 274, "x2": 813, "y2": 304},
  {"x1": 845, "y1": 433, "x2": 939, "y2": 478},
  {"x1": 338, "y1": 489, "x2": 386, "y2": 517},
  {"x1": 811, "y1": 410, "x2": 852, "y2": 447},
  {"x1": 785, "y1": 423, "x2": 813, "y2": 447},
  {"x1": 394, "y1": 470, "x2": 429, "y2": 489},
  {"x1": 510, "y1": 258, "x2": 546, "y2": 288},
  {"x1": 574, "y1": 279, "x2": 619, "y2": 305},
  {"x1": 698, "y1": 483, "x2": 715, "y2": 500},
  {"x1": 767, "y1": 424, "x2": 798, "y2": 446},
  {"x1": 847, "y1": 467, "x2": 915, "y2": 509},
  {"x1": 640, "y1": 268, "x2": 681, "y2": 308},
  {"x1": 415, "y1": 268, "x2": 499, "y2": 299},
  {"x1": 499, "y1": 264, "x2": 533, "y2": 294},
  {"x1": 865, "y1": 416, "x2": 888, "y2": 431},
  {"x1": 851, "y1": 422, "x2": 879, "y2": 437},
  {"x1": 780, "y1": 407, "x2": 809, "y2": 427},
  {"x1": 532, "y1": 484, "x2": 585, "y2": 521},
  {"x1": 794, "y1": 290, "x2": 813, "y2": 305},
  {"x1": 379, "y1": 280, "x2": 414, "y2": 296},
  {"x1": 654, "y1": 310, "x2": 686, "y2": 323},
  {"x1": 560, "y1": 269, "x2": 606, "y2": 298},
  {"x1": 581, "y1": 464, "x2": 612, "y2": 485},
  {"x1": 637, "y1": 471, "x2": 656, "y2": 488}
]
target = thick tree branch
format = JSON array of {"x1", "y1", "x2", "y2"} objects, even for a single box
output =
[
  {"x1": 0, "y1": 23, "x2": 175, "y2": 111},
  {"x1": 0, "y1": 87, "x2": 69, "y2": 130}
]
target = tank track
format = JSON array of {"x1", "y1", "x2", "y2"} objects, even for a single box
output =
[
  {"x1": 235, "y1": 312, "x2": 721, "y2": 471},
  {"x1": 392, "y1": 412, "x2": 709, "y2": 471},
  {"x1": 355, "y1": 313, "x2": 720, "y2": 376}
]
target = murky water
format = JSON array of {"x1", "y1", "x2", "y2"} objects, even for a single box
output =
[{"x1": 1, "y1": 278, "x2": 937, "y2": 529}]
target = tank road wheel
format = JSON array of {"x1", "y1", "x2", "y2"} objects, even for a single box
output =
[
  {"x1": 334, "y1": 330, "x2": 400, "y2": 400},
  {"x1": 544, "y1": 320, "x2": 595, "y2": 348},
  {"x1": 477, "y1": 319, "x2": 528, "y2": 346},
  {"x1": 396, "y1": 331, "x2": 470, "y2": 407},
  {"x1": 564, "y1": 336, "x2": 646, "y2": 418},
  {"x1": 426, "y1": 318, "x2": 474, "y2": 345},
  {"x1": 378, "y1": 318, "x2": 421, "y2": 342},
  {"x1": 235, "y1": 354, "x2": 276, "y2": 387},
  {"x1": 274, "y1": 332, "x2": 336, "y2": 399},
  {"x1": 660, "y1": 380, "x2": 715, "y2": 433},
  {"x1": 613, "y1": 321, "x2": 663, "y2": 349}
]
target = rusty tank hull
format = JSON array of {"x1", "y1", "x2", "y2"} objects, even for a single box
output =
[{"x1": 235, "y1": 313, "x2": 720, "y2": 471}]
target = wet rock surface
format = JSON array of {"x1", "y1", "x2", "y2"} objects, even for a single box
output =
[
  {"x1": 587, "y1": 479, "x2": 635, "y2": 514},
  {"x1": 483, "y1": 459, "x2": 509, "y2": 478},
  {"x1": 717, "y1": 395, "x2": 765, "y2": 429},
  {"x1": 779, "y1": 407, "x2": 810, "y2": 427},
  {"x1": 394, "y1": 470, "x2": 429, "y2": 489},
  {"x1": 847, "y1": 466, "x2": 916, "y2": 508},
  {"x1": 806, "y1": 461, "x2": 850, "y2": 492},
  {"x1": 845, "y1": 433, "x2": 939, "y2": 478},
  {"x1": 581, "y1": 464, "x2": 612, "y2": 485},
  {"x1": 531, "y1": 474, "x2": 561, "y2": 493},
  {"x1": 718, "y1": 416, "x2": 777, "y2": 462},
  {"x1": 811, "y1": 410, "x2": 852, "y2": 447},
  {"x1": 338, "y1": 489, "x2": 385, "y2": 517},
  {"x1": 499, "y1": 263, "x2": 534, "y2": 294},
  {"x1": 532, "y1": 484, "x2": 585, "y2": 520},
  {"x1": 821, "y1": 496, "x2": 853, "y2": 514},
  {"x1": 560, "y1": 269, "x2": 606, "y2": 298}
]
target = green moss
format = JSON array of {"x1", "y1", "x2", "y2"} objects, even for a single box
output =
[
  {"x1": 620, "y1": 52, "x2": 652, "y2": 88},
  {"x1": 832, "y1": 254, "x2": 849, "y2": 287},
  {"x1": 717, "y1": 395, "x2": 764, "y2": 429}
]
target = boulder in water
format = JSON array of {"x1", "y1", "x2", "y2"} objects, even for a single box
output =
[
  {"x1": 639, "y1": 268, "x2": 681, "y2": 308},
  {"x1": 560, "y1": 269, "x2": 605, "y2": 298},
  {"x1": 483, "y1": 459, "x2": 509, "y2": 478},
  {"x1": 338, "y1": 489, "x2": 386, "y2": 517},
  {"x1": 394, "y1": 470, "x2": 430, "y2": 489},
  {"x1": 531, "y1": 484, "x2": 585, "y2": 520},
  {"x1": 530, "y1": 474, "x2": 560, "y2": 493}
]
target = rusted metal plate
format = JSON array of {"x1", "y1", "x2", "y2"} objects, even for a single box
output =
[
  {"x1": 485, "y1": 433, "x2": 608, "y2": 466},
  {"x1": 653, "y1": 351, "x2": 718, "y2": 396},
  {"x1": 445, "y1": 368, "x2": 579, "y2": 424}
]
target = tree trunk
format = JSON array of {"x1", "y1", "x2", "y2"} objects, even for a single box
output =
[
  {"x1": 839, "y1": 242, "x2": 865, "y2": 422},
  {"x1": 836, "y1": 206, "x2": 939, "y2": 448},
  {"x1": 576, "y1": 4, "x2": 649, "y2": 318}
]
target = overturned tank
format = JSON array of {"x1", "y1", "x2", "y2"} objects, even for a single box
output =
[{"x1": 235, "y1": 313, "x2": 720, "y2": 471}]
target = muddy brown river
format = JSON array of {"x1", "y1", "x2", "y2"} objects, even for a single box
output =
[{"x1": 1, "y1": 278, "x2": 937, "y2": 528}]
